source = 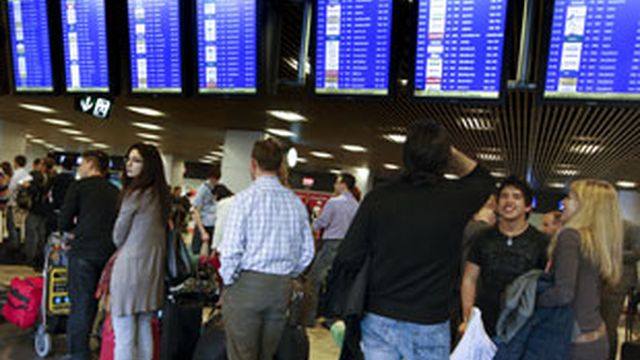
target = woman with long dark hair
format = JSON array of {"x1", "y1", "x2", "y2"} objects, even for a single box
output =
[{"x1": 110, "y1": 143, "x2": 170, "y2": 360}]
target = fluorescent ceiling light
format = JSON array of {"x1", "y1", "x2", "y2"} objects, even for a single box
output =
[
  {"x1": 199, "y1": 158, "x2": 215, "y2": 164},
  {"x1": 18, "y1": 103, "x2": 56, "y2": 114},
  {"x1": 266, "y1": 110, "x2": 307, "y2": 122},
  {"x1": 341, "y1": 144, "x2": 367, "y2": 153},
  {"x1": 73, "y1": 136, "x2": 93, "y2": 143},
  {"x1": 547, "y1": 182, "x2": 566, "y2": 189},
  {"x1": 132, "y1": 122, "x2": 164, "y2": 131},
  {"x1": 30, "y1": 138, "x2": 45, "y2": 144},
  {"x1": 616, "y1": 181, "x2": 638, "y2": 189},
  {"x1": 210, "y1": 151, "x2": 224, "y2": 157},
  {"x1": 143, "y1": 141, "x2": 160, "y2": 147},
  {"x1": 329, "y1": 169, "x2": 341, "y2": 175},
  {"x1": 92, "y1": 143, "x2": 110, "y2": 149},
  {"x1": 384, "y1": 163, "x2": 400, "y2": 170},
  {"x1": 137, "y1": 133, "x2": 162, "y2": 140},
  {"x1": 203, "y1": 155, "x2": 219, "y2": 161},
  {"x1": 477, "y1": 153, "x2": 503, "y2": 162},
  {"x1": 383, "y1": 133, "x2": 407, "y2": 144},
  {"x1": 310, "y1": 151, "x2": 334, "y2": 159},
  {"x1": 569, "y1": 143, "x2": 602, "y2": 155},
  {"x1": 52, "y1": 147, "x2": 64, "y2": 152},
  {"x1": 556, "y1": 169, "x2": 579, "y2": 176},
  {"x1": 297, "y1": 157, "x2": 308, "y2": 163},
  {"x1": 460, "y1": 117, "x2": 495, "y2": 131},
  {"x1": 60, "y1": 129, "x2": 84, "y2": 135},
  {"x1": 126, "y1": 106, "x2": 166, "y2": 117},
  {"x1": 266, "y1": 128, "x2": 296, "y2": 137},
  {"x1": 25, "y1": 134, "x2": 34, "y2": 139},
  {"x1": 42, "y1": 118, "x2": 73, "y2": 126},
  {"x1": 490, "y1": 171, "x2": 508, "y2": 178},
  {"x1": 399, "y1": 79, "x2": 409, "y2": 86},
  {"x1": 444, "y1": 173, "x2": 460, "y2": 180}
]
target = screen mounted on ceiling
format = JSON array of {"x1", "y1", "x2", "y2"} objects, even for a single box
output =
[
  {"x1": 196, "y1": 0, "x2": 257, "y2": 94},
  {"x1": 543, "y1": 0, "x2": 640, "y2": 101},
  {"x1": 61, "y1": 0, "x2": 110, "y2": 93},
  {"x1": 7, "y1": 0, "x2": 54, "y2": 92},
  {"x1": 128, "y1": 0, "x2": 182, "y2": 93},
  {"x1": 315, "y1": 0, "x2": 393, "y2": 96},
  {"x1": 414, "y1": 0, "x2": 509, "y2": 100}
]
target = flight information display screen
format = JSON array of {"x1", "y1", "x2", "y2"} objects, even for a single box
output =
[
  {"x1": 544, "y1": 0, "x2": 640, "y2": 100},
  {"x1": 7, "y1": 0, "x2": 54, "y2": 92},
  {"x1": 128, "y1": 0, "x2": 182, "y2": 93},
  {"x1": 315, "y1": 0, "x2": 393, "y2": 96},
  {"x1": 61, "y1": 0, "x2": 110, "y2": 93},
  {"x1": 414, "y1": 0, "x2": 509, "y2": 99},
  {"x1": 196, "y1": 0, "x2": 257, "y2": 94}
]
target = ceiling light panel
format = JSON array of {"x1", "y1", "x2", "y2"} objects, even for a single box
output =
[
  {"x1": 310, "y1": 151, "x2": 334, "y2": 159},
  {"x1": 383, "y1": 134, "x2": 407, "y2": 144},
  {"x1": 384, "y1": 163, "x2": 400, "y2": 170},
  {"x1": 18, "y1": 103, "x2": 57, "y2": 114},
  {"x1": 616, "y1": 181, "x2": 638, "y2": 189},
  {"x1": 92, "y1": 143, "x2": 110, "y2": 149},
  {"x1": 126, "y1": 106, "x2": 166, "y2": 117},
  {"x1": 341, "y1": 144, "x2": 367, "y2": 153},
  {"x1": 569, "y1": 143, "x2": 603, "y2": 155},
  {"x1": 477, "y1": 153, "x2": 503, "y2": 161},
  {"x1": 132, "y1": 122, "x2": 164, "y2": 131},
  {"x1": 73, "y1": 137, "x2": 93, "y2": 143},
  {"x1": 43, "y1": 118, "x2": 73, "y2": 126},
  {"x1": 137, "y1": 133, "x2": 162, "y2": 140},
  {"x1": 266, "y1": 128, "x2": 296, "y2": 137},
  {"x1": 459, "y1": 117, "x2": 495, "y2": 131},
  {"x1": 266, "y1": 110, "x2": 307, "y2": 122},
  {"x1": 60, "y1": 129, "x2": 84, "y2": 135}
]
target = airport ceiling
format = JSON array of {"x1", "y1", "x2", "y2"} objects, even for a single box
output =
[{"x1": 0, "y1": 0, "x2": 639, "y2": 191}]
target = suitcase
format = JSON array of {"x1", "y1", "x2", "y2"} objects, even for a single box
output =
[
  {"x1": 192, "y1": 311, "x2": 227, "y2": 360},
  {"x1": 621, "y1": 288, "x2": 640, "y2": 360},
  {"x1": 1, "y1": 276, "x2": 43, "y2": 329},
  {"x1": 99, "y1": 314, "x2": 161, "y2": 360}
]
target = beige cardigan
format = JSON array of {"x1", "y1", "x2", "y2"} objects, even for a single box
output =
[{"x1": 110, "y1": 189, "x2": 166, "y2": 317}]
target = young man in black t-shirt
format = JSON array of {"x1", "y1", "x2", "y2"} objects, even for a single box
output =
[{"x1": 460, "y1": 176, "x2": 549, "y2": 337}]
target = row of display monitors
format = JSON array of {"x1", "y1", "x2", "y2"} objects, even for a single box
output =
[{"x1": 5, "y1": 0, "x2": 640, "y2": 102}]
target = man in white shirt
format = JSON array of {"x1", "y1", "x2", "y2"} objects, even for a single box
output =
[
  {"x1": 220, "y1": 138, "x2": 314, "y2": 360},
  {"x1": 6, "y1": 155, "x2": 30, "y2": 249}
]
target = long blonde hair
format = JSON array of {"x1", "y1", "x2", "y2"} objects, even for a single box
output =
[{"x1": 552, "y1": 179, "x2": 623, "y2": 286}]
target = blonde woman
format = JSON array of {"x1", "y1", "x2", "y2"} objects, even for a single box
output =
[{"x1": 537, "y1": 179, "x2": 623, "y2": 360}]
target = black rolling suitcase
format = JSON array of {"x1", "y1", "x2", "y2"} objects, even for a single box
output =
[{"x1": 621, "y1": 288, "x2": 640, "y2": 360}]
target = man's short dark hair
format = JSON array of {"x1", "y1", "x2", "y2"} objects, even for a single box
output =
[
  {"x1": 33, "y1": 158, "x2": 41, "y2": 167},
  {"x1": 339, "y1": 173, "x2": 356, "y2": 191},
  {"x1": 83, "y1": 150, "x2": 110, "y2": 175},
  {"x1": 496, "y1": 176, "x2": 534, "y2": 207},
  {"x1": 403, "y1": 120, "x2": 451, "y2": 185},
  {"x1": 252, "y1": 138, "x2": 283, "y2": 172},
  {"x1": 14, "y1": 155, "x2": 26, "y2": 167},
  {"x1": 207, "y1": 164, "x2": 221, "y2": 180},
  {"x1": 61, "y1": 155, "x2": 75, "y2": 171}
]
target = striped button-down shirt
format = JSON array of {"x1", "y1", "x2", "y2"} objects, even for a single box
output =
[
  {"x1": 220, "y1": 176, "x2": 315, "y2": 285},
  {"x1": 313, "y1": 191, "x2": 359, "y2": 239}
]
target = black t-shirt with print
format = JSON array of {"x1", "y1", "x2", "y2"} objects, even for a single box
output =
[{"x1": 468, "y1": 225, "x2": 549, "y2": 335}]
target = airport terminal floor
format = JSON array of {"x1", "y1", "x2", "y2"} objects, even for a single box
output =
[{"x1": 2, "y1": 0, "x2": 640, "y2": 359}]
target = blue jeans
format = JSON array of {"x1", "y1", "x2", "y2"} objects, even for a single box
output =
[{"x1": 360, "y1": 312, "x2": 450, "y2": 360}]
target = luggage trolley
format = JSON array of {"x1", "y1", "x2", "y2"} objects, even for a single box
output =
[{"x1": 35, "y1": 232, "x2": 71, "y2": 357}]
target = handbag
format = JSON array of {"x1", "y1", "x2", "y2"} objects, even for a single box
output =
[{"x1": 166, "y1": 223, "x2": 193, "y2": 287}]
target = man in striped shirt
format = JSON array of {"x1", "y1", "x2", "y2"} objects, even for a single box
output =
[{"x1": 220, "y1": 138, "x2": 315, "y2": 360}]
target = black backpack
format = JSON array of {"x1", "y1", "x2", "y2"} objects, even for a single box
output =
[{"x1": 16, "y1": 187, "x2": 33, "y2": 210}]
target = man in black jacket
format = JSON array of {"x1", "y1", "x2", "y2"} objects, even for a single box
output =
[
  {"x1": 59, "y1": 151, "x2": 119, "y2": 360},
  {"x1": 330, "y1": 120, "x2": 495, "y2": 359}
]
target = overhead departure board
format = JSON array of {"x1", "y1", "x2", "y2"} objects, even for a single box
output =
[
  {"x1": 61, "y1": 0, "x2": 110, "y2": 93},
  {"x1": 414, "y1": 0, "x2": 509, "y2": 99},
  {"x1": 128, "y1": 0, "x2": 182, "y2": 93},
  {"x1": 315, "y1": 0, "x2": 393, "y2": 96},
  {"x1": 544, "y1": 0, "x2": 640, "y2": 101},
  {"x1": 7, "y1": 0, "x2": 54, "y2": 92},
  {"x1": 196, "y1": 0, "x2": 257, "y2": 94}
]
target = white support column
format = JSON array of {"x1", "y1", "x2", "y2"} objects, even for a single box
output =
[
  {"x1": 221, "y1": 130, "x2": 265, "y2": 193},
  {"x1": 0, "y1": 119, "x2": 28, "y2": 160}
]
